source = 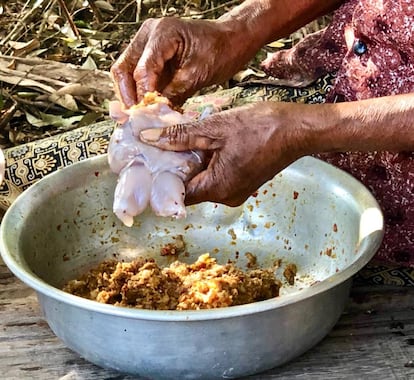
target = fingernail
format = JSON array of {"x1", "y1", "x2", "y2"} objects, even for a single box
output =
[{"x1": 140, "y1": 128, "x2": 162, "y2": 142}]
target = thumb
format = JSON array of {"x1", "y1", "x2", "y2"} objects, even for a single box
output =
[
  {"x1": 184, "y1": 157, "x2": 248, "y2": 207},
  {"x1": 139, "y1": 122, "x2": 221, "y2": 151}
]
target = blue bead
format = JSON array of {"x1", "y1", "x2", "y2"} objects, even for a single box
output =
[{"x1": 353, "y1": 40, "x2": 367, "y2": 56}]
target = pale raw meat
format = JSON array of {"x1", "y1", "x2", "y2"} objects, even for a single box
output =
[
  {"x1": 113, "y1": 160, "x2": 152, "y2": 227},
  {"x1": 108, "y1": 93, "x2": 203, "y2": 226},
  {"x1": 151, "y1": 171, "x2": 186, "y2": 218}
]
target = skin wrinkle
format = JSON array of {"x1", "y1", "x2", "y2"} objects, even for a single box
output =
[
  {"x1": 140, "y1": 30, "x2": 179, "y2": 89},
  {"x1": 162, "y1": 31, "x2": 187, "y2": 95},
  {"x1": 162, "y1": 20, "x2": 239, "y2": 103},
  {"x1": 166, "y1": 125, "x2": 191, "y2": 147},
  {"x1": 144, "y1": 123, "x2": 221, "y2": 151}
]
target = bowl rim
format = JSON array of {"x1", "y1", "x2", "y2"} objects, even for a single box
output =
[{"x1": 0, "y1": 155, "x2": 384, "y2": 321}]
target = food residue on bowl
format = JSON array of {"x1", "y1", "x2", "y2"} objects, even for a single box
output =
[
  {"x1": 160, "y1": 234, "x2": 186, "y2": 256},
  {"x1": 283, "y1": 263, "x2": 297, "y2": 286}
]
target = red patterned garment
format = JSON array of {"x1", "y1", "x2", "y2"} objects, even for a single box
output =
[{"x1": 261, "y1": 0, "x2": 414, "y2": 267}]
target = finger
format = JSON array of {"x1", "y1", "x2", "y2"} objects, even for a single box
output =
[
  {"x1": 134, "y1": 29, "x2": 182, "y2": 100},
  {"x1": 110, "y1": 19, "x2": 156, "y2": 107},
  {"x1": 139, "y1": 123, "x2": 222, "y2": 151},
  {"x1": 133, "y1": 47, "x2": 163, "y2": 100},
  {"x1": 111, "y1": 67, "x2": 139, "y2": 108},
  {"x1": 184, "y1": 168, "x2": 247, "y2": 207},
  {"x1": 184, "y1": 170, "x2": 215, "y2": 205}
]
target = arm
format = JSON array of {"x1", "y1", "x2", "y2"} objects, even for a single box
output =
[
  {"x1": 219, "y1": 0, "x2": 343, "y2": 59},
  {"x1": 304, "y1": 94, "x2": 414, "y2": 153},
  {"x1": 139, "y1": 94, "x2": 414, "y2": 206},
  {"x1": 213, "y1": 0, "x2": 345, "y2": 84}
]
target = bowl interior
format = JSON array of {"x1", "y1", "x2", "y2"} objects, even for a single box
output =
[{"x1": 1, "y1": 155, "x2": 384, "y2": 301}]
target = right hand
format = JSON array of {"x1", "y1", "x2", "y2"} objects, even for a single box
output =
[
  {"x1": 110, "y1": 17, "x2": 249, "y2": 107},
  {"x1": 139, "y1": 102, "x2": 311, "y2": 207}
]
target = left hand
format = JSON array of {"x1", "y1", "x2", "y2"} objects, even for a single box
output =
[{"x1": 110, "y1": 17, "x2": 253, "y2": 107}]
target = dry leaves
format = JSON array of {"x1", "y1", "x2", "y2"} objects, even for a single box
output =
[{"x1": 0, "y1": 0, "x2": 329, "y2": 148}]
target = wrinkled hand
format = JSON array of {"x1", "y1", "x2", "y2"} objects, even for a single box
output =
[
  {"x1": 139, "y1": 102, "x2": 310, "y2": 207},
  {"x1": 111, "y1": 17, "x2": 248, "y2": 107}
]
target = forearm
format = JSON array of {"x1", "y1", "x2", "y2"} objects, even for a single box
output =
[
  {"x1": 302, "y1": 94, "x2": 414, "y2": 153},
  {"x1": 219, "y1": 0, "x2": 343, "y2": 53}
]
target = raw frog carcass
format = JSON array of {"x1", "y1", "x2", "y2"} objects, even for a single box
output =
[{"x1": 108, "y1": 93, "x2": 203, "y2": 227}]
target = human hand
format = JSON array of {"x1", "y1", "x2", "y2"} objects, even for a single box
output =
[
  {"x1": 139, "y1": 102, "x2": 310, "y2": 206},
  {"x1": 110, "y1": 0, "x2": 342, "y2": 107},
  {"x1": 110, "y1": 17, "x2": 251, "y2": 107}
]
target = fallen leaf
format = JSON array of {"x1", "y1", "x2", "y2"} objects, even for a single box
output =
[
  {"x1": 0, "y1": 72, "x2": 56, "y2": 94},
  {"x1": 81, "y1": 56, "x2": 97, "y2": 70},
  {"x1": 77, "y1": 111, "x2": 103, "y2": 127},
  {"x1": 8, "y1": 39, "x2": 41, "y2": 57},
  {"x1": 95, "y1": 1, "x2": 115, "y2": 11},
  {"x1": 48, "y1": 93, "x2": 79, "y2": 111},
  {"x1": 233, "y1": 68, "x2": 266, "y2": 82},
  {"x1": 55, "y1": 83, "x2": 95, "y2": 97}
]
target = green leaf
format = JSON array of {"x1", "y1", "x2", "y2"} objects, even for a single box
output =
[
  {"x1": 77, "y1": 112, "x2": 102, "y2": 128},
  {"x1": 25, "y1": 111, "x2": 83, "y2": 129},
  {"x1": 74, "y1": 20, "x2": 91, "y2": 29}
]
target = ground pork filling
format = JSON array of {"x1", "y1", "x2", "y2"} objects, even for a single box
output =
[{"x1": 63, "y1": 253, "x2": 283, "y2": 310}]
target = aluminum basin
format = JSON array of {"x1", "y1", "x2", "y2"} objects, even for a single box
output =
[{"x1": 0, "y1": 155, "x2": 384, "y2": 379}]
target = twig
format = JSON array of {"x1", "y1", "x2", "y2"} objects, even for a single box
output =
[
  {"x1": 87, "y1": 0, "x2": 104, "y2": 24},
  {"x1": 57, "y1": 0, "x2": 80, "y2": 39},
  {"x1": 136, "y1": 0, "x2": 142, "y2": 23},
  {"x1": 37, "y1": 0, "x2": 58, "y2": 37},
  {"x1": 0, "y1": 99, "x2": 18, "y2": 131},
  {"x1": 98, "y1": 0, "x2": 137, "y2": 32},
  {"x1": 161, "y1": 0, "x2": 173, "y2": 16},
  {"x1": 0, "y1": 70, "x2": 57, "y2": 95},
  {"x1": 189, "y1": 0, "x2": 241, "y2": 17},
  {"x1": 10, "y1": 95, "x2": 61, "y2": 114}
]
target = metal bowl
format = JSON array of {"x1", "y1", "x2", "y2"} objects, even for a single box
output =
[{"x1": 0, "y1": 155, "x2": 383, "y2": 379}]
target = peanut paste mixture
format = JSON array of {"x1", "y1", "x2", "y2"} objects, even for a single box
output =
[{"x1": 63, "y1": 253, "x2": 285, "y2": 310}]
